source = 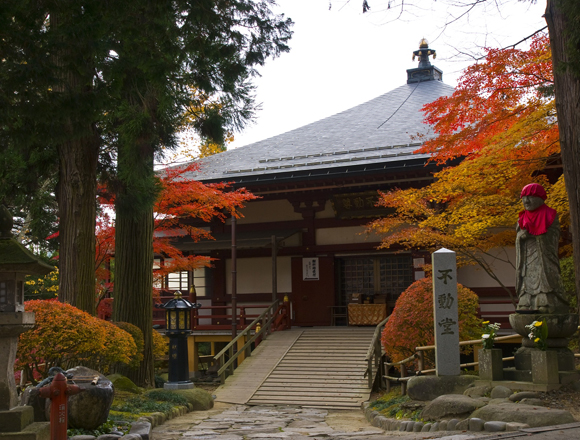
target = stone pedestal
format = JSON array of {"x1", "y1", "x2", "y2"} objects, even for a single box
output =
[
  {"x1": 164, "y1": 381, "x2": 194, "y2": 390},
  {"x1": 0, "y1": 312, "x2": 49, "y2": 439},
  {"x1": 531, "y1": 350, "x2": 559, "y2": 385},
  {"x1": 509, "y1": 313, "x2": 578, "y2": 375},
  {"x1": 0, "y1": 312, "x2": 35, "y2": 410},
  {"x1": 478, "y1": 349, "x2": 503, "y2": 381}
]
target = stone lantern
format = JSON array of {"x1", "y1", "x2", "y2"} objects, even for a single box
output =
[{"x1": 0, "y1": 205, "x2": 53, "y2": 414}]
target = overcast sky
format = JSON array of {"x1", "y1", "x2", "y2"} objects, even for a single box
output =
[{"x1": 166, "y1": 0, "x2": 547, "y2": 163}]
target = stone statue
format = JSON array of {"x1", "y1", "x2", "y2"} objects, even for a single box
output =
[{"x1": 516, "y1": 183, "x2": 569, "y2": 314}]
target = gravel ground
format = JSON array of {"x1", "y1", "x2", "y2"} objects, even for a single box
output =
[{"x1": 538, "y1": 384, "x2": 580, "y2": 420}]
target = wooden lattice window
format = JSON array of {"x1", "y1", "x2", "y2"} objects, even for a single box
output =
[{"x1": 338, "y1": 255, "x2": 413, "y2": 305}]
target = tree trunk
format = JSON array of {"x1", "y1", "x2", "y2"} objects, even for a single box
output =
[
  {"x1": 51, "y1": 10, "x2": 99, "y2": 315},
  {"x1": 113, "y1": 139, "x2": 156, "y2": 387},
  {"x1": 57, "y1": 136, "x2": 99, "y2": 314},
  {"x1": 545, "y1": 0, "x2": 580, "y2": 311}
]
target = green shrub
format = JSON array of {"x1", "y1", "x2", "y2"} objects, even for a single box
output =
[
  {"x1": 114, "y1": 322, "x2": 144, "y2": 368},
  {"x1": 112, "y1": 396, "x2": 175, "y2": 414},
  {"x1": 168, "y1": 388, "x2": 214, "y2": 410},
  {"x1": 381, "y1": 277, "x2": 481, "y2": 369},
  {"x1": 560, "y1": 256, "x2": 577, "y2": 310},
  {"x1": 67, "y1": 420, "x2": 119, "y2": 437},
  {"x1": 111, "y1": 389, "x2": 188, "y2": 416},
  {"x1": 145, "y1": 389, "x2": 189, "y2": 405},
  {"x1": 107, "y1": 374, "x2": 143, "y2": 394},
  {"x1": 152, "y1": 329, "x2": 168, "y2": 361},
  {"x1": 370, "y1": 388, "x2": 419, "y2": 419}
]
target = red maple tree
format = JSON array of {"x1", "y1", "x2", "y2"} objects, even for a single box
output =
[{"x1": 95, "y1": 162, "x2": 256, "y2": 306}]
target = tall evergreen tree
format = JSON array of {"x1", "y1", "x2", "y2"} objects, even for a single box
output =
[
  {"x1": 2, "y1": 0, "x2": 291, "y2": 347},
  {"x1": 0, "y1": 1, "x2": 109, "y2": 313},
  {"x1": 105, "y1": 0, "x2": 292, "y2": 386}
]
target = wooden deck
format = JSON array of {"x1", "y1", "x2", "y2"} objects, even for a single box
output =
[{"x1": 214, "y1": 327, "x2": 375, "y2": 409}]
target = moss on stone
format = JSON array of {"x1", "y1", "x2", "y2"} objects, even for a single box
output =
[
  {"x1": 107, "y1": 374, "x2": 143, "y2": 394},
  {"x1": 167, "y1": 388, "x2": 214, "y2": 411}
]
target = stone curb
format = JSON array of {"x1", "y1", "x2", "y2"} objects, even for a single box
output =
[
  {"x1": 361, "y1": 402, "x2": 530, "y2": 434},
  {"x1": 69, "y1": 403, "x2": 192, "y2": 440}
]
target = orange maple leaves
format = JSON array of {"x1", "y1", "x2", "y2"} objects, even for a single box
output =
[{"x1": 368, "y1": 33, "x2": 567, "y2": 291}]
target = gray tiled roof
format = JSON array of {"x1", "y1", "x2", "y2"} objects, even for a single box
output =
[{"x1": 189, "y1": 79, "x2": 454, "y2": 183}]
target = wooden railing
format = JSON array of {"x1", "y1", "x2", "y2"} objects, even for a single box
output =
[
  {"x1": 213, "y1": 299, "x2": 291, "y2": 384},
  {"x1": 364, "y1": 316, "x2": 389, "y2": 389},
  {"x1": 383, "y1": 333, "x2": 522, "y2": 394}
]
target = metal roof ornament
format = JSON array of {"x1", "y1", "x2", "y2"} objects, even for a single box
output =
[
  {"x1": 407, "y1": 39, "x2": 442, "y2": 84},
  {"x1": 412, "y1": 39, "x2": 437, "y2": 68}
]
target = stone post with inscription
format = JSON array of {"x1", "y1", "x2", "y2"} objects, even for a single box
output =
[{"x1": 433, "y1": 248, "x2": 460, "y2": 376}]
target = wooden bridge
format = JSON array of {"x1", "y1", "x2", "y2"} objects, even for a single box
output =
[{"x1": 213, "y1": 327, "x2": 376, "y2": 409}]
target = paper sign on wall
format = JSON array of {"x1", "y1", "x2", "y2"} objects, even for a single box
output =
[{"x1": 302, "y1": 258, "x2": 319, "y2": 280}]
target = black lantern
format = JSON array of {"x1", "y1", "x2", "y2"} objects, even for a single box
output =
[{"x1": 157, "y1": 292, "x2": 200, "y2": 389}]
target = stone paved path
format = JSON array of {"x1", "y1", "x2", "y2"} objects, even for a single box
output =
[{"x1": 151, "y1": 403, "x2": 483, "y2": 440}]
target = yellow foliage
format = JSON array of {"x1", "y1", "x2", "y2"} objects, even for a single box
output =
[{"x1": 25, "y1": 268, "x2": 59, "y2": 297}]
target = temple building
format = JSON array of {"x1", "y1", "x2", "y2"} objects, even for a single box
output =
[{"x1": 160, "y1": 40, "x2": 516, "y2": 331}]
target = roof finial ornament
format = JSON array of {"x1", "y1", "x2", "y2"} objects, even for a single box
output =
[{"x1": 412, "y1": 38, "x2": 436, "y2": 68}]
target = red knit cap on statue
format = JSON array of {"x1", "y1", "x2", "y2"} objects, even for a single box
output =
[
  {"x1": 520, "y1": 183, "x2": 547, "y2": 200},
  {"x1": 518, "y1": 183, "x2": 556, "y2": 235}
]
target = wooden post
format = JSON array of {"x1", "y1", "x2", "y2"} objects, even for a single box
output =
[
  {"x1": 272, "y1": 235, "x2": 277, "y2": 303},
  {"x1": 373, "y1": 338, "x2": 381, "y2": 388},
  {"x1": 228, "y1": 346, "x2": 234, "y2": 377},
  {"x1": 417, "y1": 350, "x2": 424, "y2": 373},
  {"x1": 189, "y1": 279, "x2": 197, "y2": 331},
  {"x1": 231, "y1": 216, "x2": 237, "y2": 340},
  {"x1": 245, "y1": 335, "x2": 252, "y2": 358},
  {"x1": 239, "y1": 307, "x2": 246, "y2": 329},
  {"x1": 189, "y1": 336, "x2": 197, "y2": 374},
  {"x1": 262, "y1": 316, "x2": 268, "y2": 340},
  {"x1": 236, "y1": 337, "x2": 246, "y2": 365},
  {"x1": 400, "y1": 364, "x2": 407, "y2": 395},
  {"x1": 385, "y1": 361, "x2": 391, "y2": 393}
]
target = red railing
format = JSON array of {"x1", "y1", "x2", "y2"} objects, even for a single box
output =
[
  {"x1": 152, "y1": 293, "x2": 281, "y2": 331},
  {"x1": 478, "y1": 299, "x2": 516, "y2": 332}
]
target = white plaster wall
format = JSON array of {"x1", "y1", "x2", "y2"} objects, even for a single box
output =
[
  {"x1": 280, "y1": 233, "x2": 301, "y2": 247},
  {"x1": 225, "y1": 256, "x2": 292, "y2": 294},
  {"x1": 196, "y1": 298, "x2": 213, "y2": 326},
  {"x1": 315, "y1": 200, "x2": 336, "y2": 219},
  {"x1": 316, "y1": 225, "x2": 382, "y2": 245},
  {"x1": 229, "y1": 199, "x2": 303, "y2": 224},
  {"x1": 456, "y1": 247, "x2": 516, "y2": 288}
]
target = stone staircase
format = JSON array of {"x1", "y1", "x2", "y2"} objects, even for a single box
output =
[{"x1": 246, "y1": 327, "x2": 375, "y2": 408}]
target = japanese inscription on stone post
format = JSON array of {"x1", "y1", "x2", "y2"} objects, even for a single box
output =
[{"x1": 432, "y1": 248, "x2": 460, "y2": 376}]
